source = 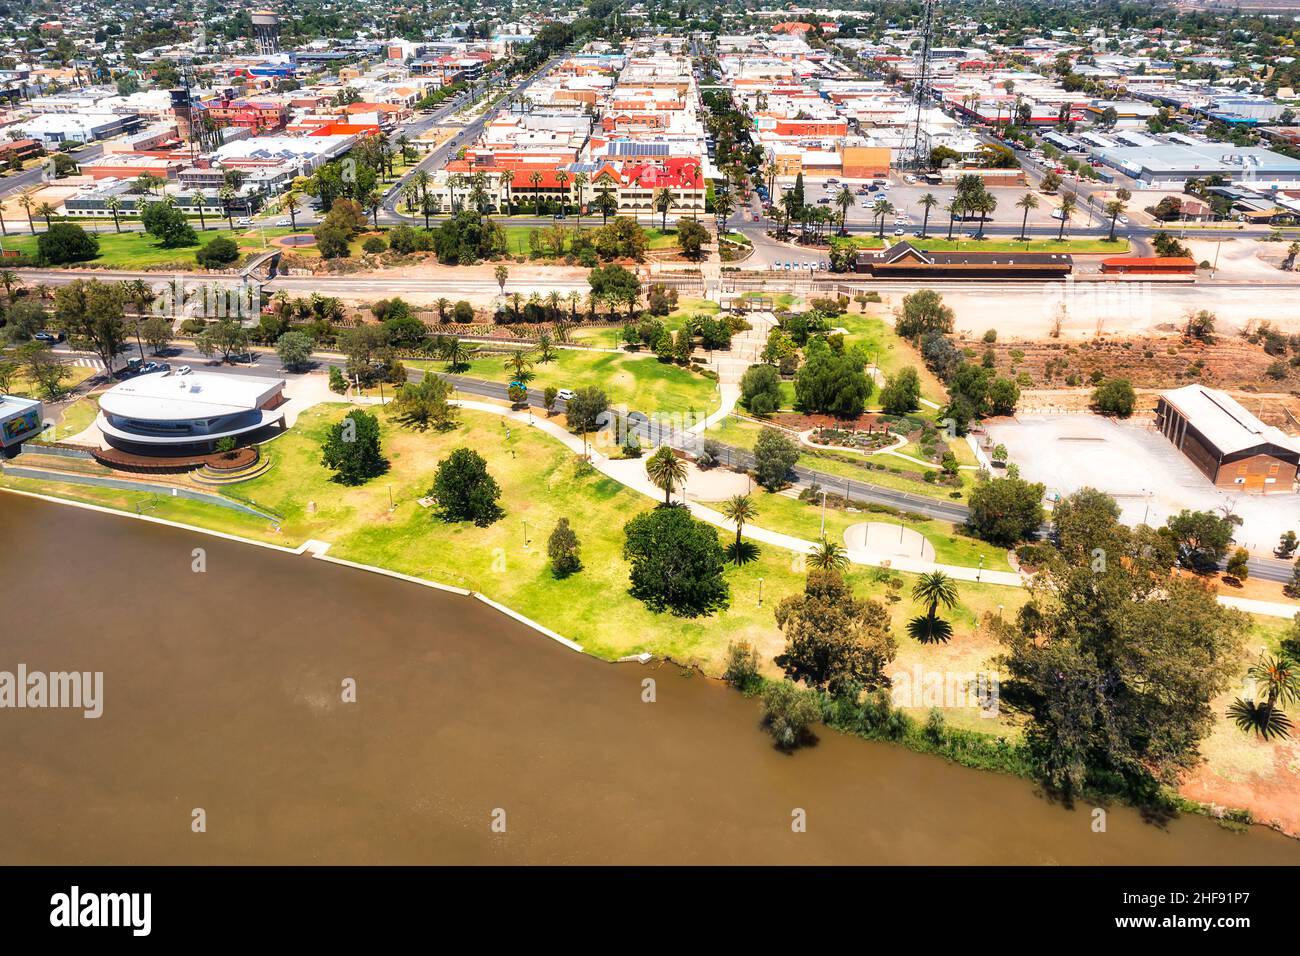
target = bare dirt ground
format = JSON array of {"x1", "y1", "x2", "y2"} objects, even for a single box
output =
[{"x1": 978, "y1": 335, "x2": 1300, "y2": 405}]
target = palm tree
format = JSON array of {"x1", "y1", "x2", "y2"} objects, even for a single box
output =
[
  {"x1": 653, "y1": 187, "x2": 673, "y2": 232},
  {"x1": 283, "y1": 190, "x2": 300, "y2": 231},
  {"x1": 364, "y1": 190, "x2": 382, "y2": 230},
  {"x1": 973, "y1": 193, "x2": 996, "y2": 238},
  {"x1": 1056, "y1": 194, "x2": 1076, "y2": 241},
  {"x1": 528, "y1": 170, "x2": 543, "y2": 214},
  {"x1": 503, "y1": 348, "x2": 535, "y2": 384},
  {"x1": 1015, "y1": 192, "x2": 1038, "y2": 240},
  {"x1": 835, "y1": 185, "x2": 854, "y2": 236},
  {"x1": 17, "y1": 188, "x2": 37, "y2": 234},
  {"x1": 871, "y1": 198, "x2": 894, "y2": 238},
  {"x1": 719, "y1": 494, "x2": 757, "y2": 562},
  {"x1": 907, "y1": 571, "x2": 960, "y2": 644},
  {"x1": 35, "y1": 201, "x2": 57, "y2": 228},
  {"x1": 435, "y1": 297, "x2": 451, "y2": 322},
  {"x1": 105, "y1": 195, "x2": 124, "y2": 233},
  {"x1": 807, "y1": 539, "x2": 848, "y2": 572},
  {"x1": 439, "y1": 336, "x2": 477, "y2": 372},
  {"x1": 447, "y1": 172, "x2": 464, "y2": 213},
  {"x1": 1228, "y1": 654, "x2": 1299, "y2": 740},
  {"x1": 0, "y1": 269, "x2": 20, "y2": 300},
  {"x1": 645, "y1": 446, "x2": 688, "y2": 505},
  {"x1": 572, "y1": 171, "x2": 588, "y2": 228},
  {"x1": 945, "y1": 198, "x2": 962, "y2": 240},
  {"x1": 498, "y1": 171, "x2": 513, "y2": 214},
  {"x1": 189, "y1": 192, "x2": 208, "y2": 231},
  {"x1": 1104, "y1": 199, "x2": 1127, "y2": 242},
  {"x1": 917, "y1": 192, "x2": 938, "y2": 238},
  {"x1": 555, "y1": 170, "x2": 569, "y2": 216},
  {"x1": 218, "y1": 184, "x2": 236, "y2": 230}
]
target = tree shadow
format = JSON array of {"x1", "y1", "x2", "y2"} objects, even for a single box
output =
[
  {"x1": 906, "y1": 615, "x2": 953, "y2": 645},
  {"x1": 725, "y1": 540, "x2": 761, "y2": 566}
]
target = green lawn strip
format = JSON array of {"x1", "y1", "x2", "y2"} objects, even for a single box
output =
[
  {"x1": 567, "y1": 326, "x2": 624, "y2": 349},
  {"x1": 905, "y1": 237, "x2": 1129, "y2": 255},
  {"x1": 413, "y1": 349, "x2": 720, "y2": 417},
  {"x1": 498, "y1": 224, "x2": 675, "y2": 258},
  {"x1": 2, "y1": 227, "x2": 286, "y2": 268}
]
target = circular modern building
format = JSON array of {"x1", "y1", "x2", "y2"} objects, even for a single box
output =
[{"x1": 97, "y1": 370, "x2": 286, "y2": 455}]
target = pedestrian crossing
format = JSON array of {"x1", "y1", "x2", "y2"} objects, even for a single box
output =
[{"x1": 67, "y1": 356, "x2": 105, "y2": 370}]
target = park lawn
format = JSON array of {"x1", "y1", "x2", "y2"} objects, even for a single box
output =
[
  {"x1": 499, "y1": 224, "x2": 674, "y2": 258},
  {"x1": 2, "y1": 226, "x2": 279, "y2": 269},
  {"x1": 0, "y1": 404, "x2": 1018, "y2": 676},
  {"x1": 5, "y1": 364, "x2": 97, "y2": 400},
  {"x1": 836, "y1": 311, "x2": 947, "y2": 407},
  {"x1": 47, "y1": 394, "x2": 100, "y2": 440},
  {"x1": 836, "y1": 235, "x2": 886, "y2": 250},
  {"x1": 737, "y1": 487, "x2": 1011, "y2": 572},
  {"x1": 421, "y1": 349, "x2": 720, "y2": 417},
  {"x1": 568, "y1": 298, "x2": 719, "y2": 347},
  {"x1": 566, "y1": 326, "x2": 623, "y2": 349},
  {"x1": 706, "y1": 415, "x2": 973, "y2": 503},
  {"x1": 903, "y1": 237, "x2": 1129, "y2": 255}
]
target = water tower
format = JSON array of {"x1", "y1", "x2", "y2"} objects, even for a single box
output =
[{"x1": 251, "y1": 10, "x2": 281, "y2": 56}]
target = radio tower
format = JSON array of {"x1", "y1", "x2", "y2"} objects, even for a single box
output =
[{"x1": 908, "y1": 0, "x2": 938, "y2": 169}]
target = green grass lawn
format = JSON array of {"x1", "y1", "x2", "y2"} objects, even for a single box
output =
[
  {"x1": 499, "y1": 224, "x2": 674, "y2": 258},
  {"x1": 901, "y1": 237, "x2": 1129, "y2": 255},
  {"x1": 4, "y1": 364, "x2": 97, "y2": 401},
  {"x1": 0, "y1": 403, "x2": 1018, "y2": 675},
  {"x1": 4, "y1": 226, "x2": 286, "y2": 269},
  {"x1": 415, "y1": 348, "x2": 720, "y2": 417},
  {"x1": 833, "y1": 311, "x2": 946, "y2": 407},
  {"x1": 738, "y1": 487, "x2": 1010, "y2": 571},
  {"x1": 707, "y1": 415, "x2": 973, "y2": 502}
]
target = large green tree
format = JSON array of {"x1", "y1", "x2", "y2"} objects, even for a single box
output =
[
  {"x1": 429, "y1": 447, "x2": 503, "y2": 526},
  {"x1": 997, "y1": 518, "x2": 1247, "y2": 796},
  {"x1": 774, "y1": 570, "x2": 896, "y2": 697},
  {"x1": 622, "y1": 505, "x2": 730, "y2": 616},
  {"x1": 320, "y1": 410, "x2": 386, "y2": 485}
]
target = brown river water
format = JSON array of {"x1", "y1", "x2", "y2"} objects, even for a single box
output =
[{"x1": 2, "y1": 492, "x2": 1298, "y2": 865}]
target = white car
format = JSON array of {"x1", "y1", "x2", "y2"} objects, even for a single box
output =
[
  {"x1": 275, "y1": 219, "x2": 292, "y2": 227},
  {"x1": 893, "y1": 227, "x2": 905, "y2": 236},
  {"x1": 177, "y1": 366, "x2": 193, "y2": 375},
  {"x1": 556, "y1": 388, "x2": 575, "y2": 401},
  {"x1": 235, "y1": 218, "x2": 253, "y2": 226}
]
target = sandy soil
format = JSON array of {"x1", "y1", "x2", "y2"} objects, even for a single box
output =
[{"x1": 844, "y1": 521, "x2": 936, "y2": 561}]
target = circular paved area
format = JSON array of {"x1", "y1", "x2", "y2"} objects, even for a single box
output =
[{"x1": 844, "y1": 521, "x2": 936, "y2": 561}]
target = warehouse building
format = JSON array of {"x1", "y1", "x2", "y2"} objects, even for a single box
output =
[{"x1": 1154, "y1": 385, "x2": 1300, "y2": 492}]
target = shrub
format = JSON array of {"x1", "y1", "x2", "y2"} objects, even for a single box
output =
[{"x1": 195, "y1": 236, "x2": 240, "y2": 268}]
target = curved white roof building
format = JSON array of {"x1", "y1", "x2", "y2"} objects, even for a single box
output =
[{"x1": 97, "y1": 371, "x2": 286, "y2": 453}]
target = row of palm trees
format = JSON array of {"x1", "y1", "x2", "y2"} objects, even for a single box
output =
[{"x1": 775, "y1": 185, "x2": 1122, "y2": 244}]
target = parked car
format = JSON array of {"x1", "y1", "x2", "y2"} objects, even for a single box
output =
[
  {"x1": 177, "y1": 365, "x2": 193, "y2": 375},
  {"x1": 236, "y1": 217, "x2": 253, "y2": 226},
  {"x1": 556, "y1": 388, "x2": 575, "y2": 401},
  {"x1": 33, "y1": 331, "x2": 63, "y2": 343},
  {"x1": 275, "y1": 219, "x2": 292, "y2": 227},
  {"x1": 893, "y1": 227, "x2": 905, "y2": 236},
  {"x1": 141, "y1": 361, "x2": 169, "y2": 374}
]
